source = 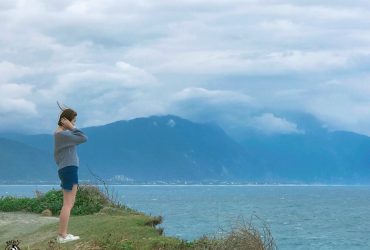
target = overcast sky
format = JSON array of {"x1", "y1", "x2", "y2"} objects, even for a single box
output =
[{"x1": 1, "y1": 0, "x2": 370, "y2": 136}]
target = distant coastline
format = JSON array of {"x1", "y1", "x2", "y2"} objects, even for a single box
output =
[{"x1": 1, "y1": 182, "x2": 369, "y2": 186}]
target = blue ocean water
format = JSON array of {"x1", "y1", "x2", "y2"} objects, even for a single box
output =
[{"x1": 0, "y1": 185, "x2": 369, "y2": 250}]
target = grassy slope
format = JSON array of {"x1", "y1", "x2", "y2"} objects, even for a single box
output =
[
  {"x1": 0, "y1": 184, "x2": 188, "y2": 250},
  {"x1": 1, "y1": 185, "x2": 274, "y2": 250},
  {"x1": 15, "y1": 208, "x2": 186, "y2": 250}
]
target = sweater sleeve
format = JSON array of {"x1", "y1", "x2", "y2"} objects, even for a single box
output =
[{"x1": 56, "y1": 128, "x2": 88, "y2": 149}]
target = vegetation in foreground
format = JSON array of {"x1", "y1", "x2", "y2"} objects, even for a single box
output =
[{"x1": 0, "y1": 184, "x2": 277, "y2": 250}]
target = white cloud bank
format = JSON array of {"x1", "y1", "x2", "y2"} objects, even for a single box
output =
[
  {"x1": 0, "y1": 0, "x2": 370, "y2": 136},
  {"x1": 248, "y1": 113, "x2": 304, "y2": 135}
]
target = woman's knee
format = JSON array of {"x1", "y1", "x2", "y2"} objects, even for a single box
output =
[
  {"x1": 63, "y1": 196, "x2": 75, "y2": 208},
  {"x1": 63, "y1": 188, "x2": 77, "y2": 206},
  {"x1": 62, "y1": 203, "x2": 74, "y2": 211},
  {"x1": 63, "y1": 197, "x2": 75, "y2": 207}
]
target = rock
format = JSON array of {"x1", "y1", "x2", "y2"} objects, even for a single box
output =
[
  {"x1": 41, "y1": 209, "x2": 52, "y2": 216},
  {"x1": 35, "y1": 190, "x2": 45, "y2": 199}
]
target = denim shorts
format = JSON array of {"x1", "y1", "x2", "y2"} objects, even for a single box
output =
[{"x1": 58, "y1": 165, "x2": 79, "y2": 192}]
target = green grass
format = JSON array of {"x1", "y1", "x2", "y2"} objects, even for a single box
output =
[
  {"x1": 0, "y1": 185, "x2": 126, "y2": 216},
  {"x1": 0, "y1": 184, "x2": 188, "y2": 249},
  {"x1": 0, "y1": 184, "x2": 277, "y2": 250},
  {"x1": 20, "y1": 210, "x2": 186, "y2": 249}
]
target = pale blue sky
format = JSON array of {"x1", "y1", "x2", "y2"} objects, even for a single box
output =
[{"x1": 1, "y1": 0, "x2": 370, "y2": 135}]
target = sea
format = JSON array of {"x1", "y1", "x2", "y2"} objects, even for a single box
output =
[{"x1": 0, "y1": 185, "x2": 369, "y2": 250}]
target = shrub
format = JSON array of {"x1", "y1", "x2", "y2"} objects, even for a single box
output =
[
  {"x1": 0, "y1": 196, "x2": 37, "y2": 212},
  {"x1": 0, "y1": 184, "x2": 125, "y2": 216},
  {"x1": 71, "y1": 184, "x2": 111, "y2": 215},
  {"x1": 190, "y1": 215, "x2": 277, "y2": 250}
]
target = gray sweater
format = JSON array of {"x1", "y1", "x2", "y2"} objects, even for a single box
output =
[{"x1": 54, "y1": 128, "x2": 88, "y2": 170}]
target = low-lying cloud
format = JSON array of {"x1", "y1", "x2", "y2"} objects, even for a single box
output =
[{"x1": 1, "y1": 0, "x2": 370, "y2": 136}]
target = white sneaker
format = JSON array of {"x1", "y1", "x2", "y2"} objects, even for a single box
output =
[{"x1": 56, "y1": 233, "x2": 80, "y2": 243}]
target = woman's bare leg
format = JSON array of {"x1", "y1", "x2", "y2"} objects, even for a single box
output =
[{"x1": 58, "y1": 184, "x2": 78, "y2": 237}]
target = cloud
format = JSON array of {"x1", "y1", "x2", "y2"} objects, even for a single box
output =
[
  {"x1": 247, "y1": 113, "x2": 304, "y2": 134},
  {"x1": 0, "y1": 61, "x2": 32, "y2": 82},
  {"x1": 0, "y1": 59, "x2": 159, "y2": 132},
  {"x1": 167, "y1": 87, "x2": 259, "y2": 133},
  {"x1": 302, "y1": 75, "x2": 370, "y2": 134},
  {"x1": 170, "y1": 87, "x2": 255, "y2": 120},
  {"x1": 45, "y1": 61, "x2": 160, "y2": 128},
  {"x1": 0, "y1": 83, "x2": 38, "y2": 133},
  {"x1": 0, "y1": 83, "x2": 37, "y2": 115},
  {"x1": 0, "y1": 0, "x2": 370, "y2": 136},
  {"x1": 173, "y1": 87, "x2": 254, "y2": 104}
]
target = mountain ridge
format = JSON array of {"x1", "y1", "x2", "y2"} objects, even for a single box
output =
[{"x1": 0, "y1": 113, "x2": 369, "y2": 184}]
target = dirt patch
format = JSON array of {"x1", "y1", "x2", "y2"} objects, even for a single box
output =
[{"x1": 0, "y1": 211, "x2": 59, "y2": 246}]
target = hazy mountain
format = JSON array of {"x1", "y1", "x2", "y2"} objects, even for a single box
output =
[
  {"x1": 0, "y1": 115, "x2": 254, "y2": 182},
  {"x1": 0, "y1": 138, "x2": 57, "y2": 182},
  {"x1": 78, "y1": 115, "x2": 253, "y2": 181},
  {"x1": 236, "y1": 112, "x2": 370, "y2": 184},
  {"x1": 0, "y1": 113, "x2": 369, "y2": 184}
]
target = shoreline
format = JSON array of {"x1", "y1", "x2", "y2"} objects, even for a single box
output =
[{"x1": 0, "y1": 184, "x2": 369, "y2": 187}]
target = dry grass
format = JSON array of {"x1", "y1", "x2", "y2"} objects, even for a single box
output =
[{"x1": 191, "y1": 214, "x2": 277, "y2": 250}]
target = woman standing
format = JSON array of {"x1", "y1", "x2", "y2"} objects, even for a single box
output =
[{"x1": 54, "y1": 106, "x2": 88, "y2": 243}]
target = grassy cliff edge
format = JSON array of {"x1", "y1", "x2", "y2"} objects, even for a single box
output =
[{"x1": 0, "y1": 184, "x2": 276, "y2": 250}]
